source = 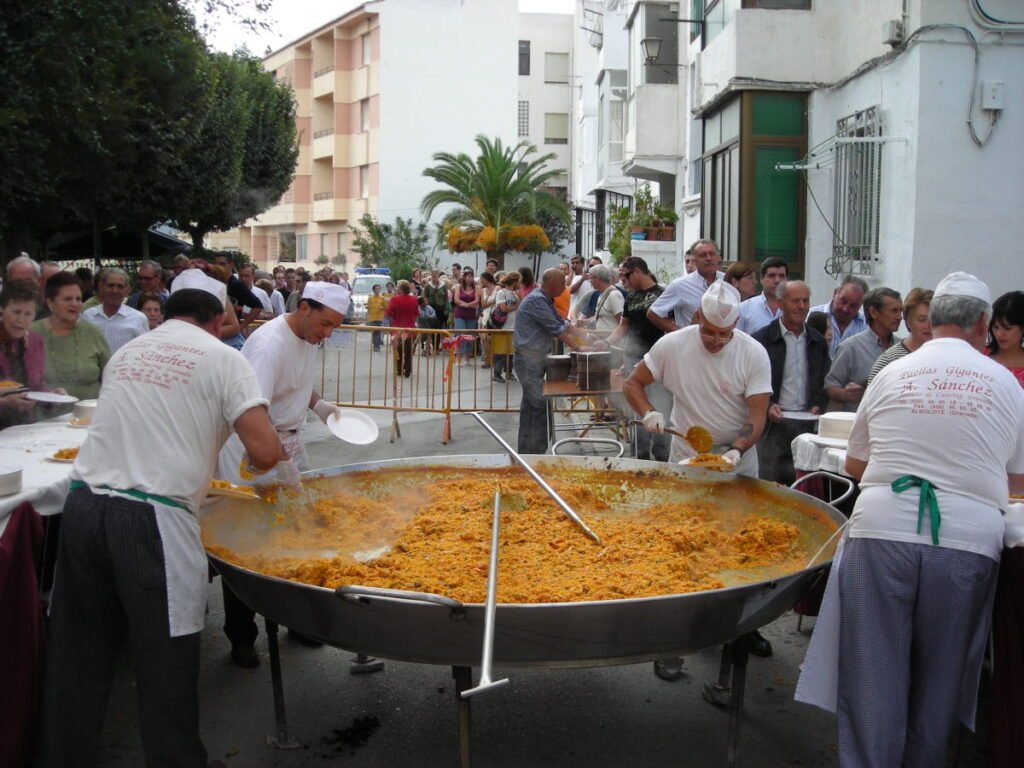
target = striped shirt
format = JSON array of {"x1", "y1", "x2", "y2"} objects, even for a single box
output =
[{"x1": 82, "y1": 304, "x2": 149, "y2": 353}]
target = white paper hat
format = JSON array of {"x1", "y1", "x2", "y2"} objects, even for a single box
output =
[
  {"x1": 170, "y1": 268, "x2": 226, "y2": 305},
  {"x1": 933, "y1": 271, "x2": 992, "y2": 307},
  {"x1": 700, "y1": 279, "x2": 741, "y2": 327},
  {"x1": 302, "y1": 281, "x2": 351, "y2": 317}
]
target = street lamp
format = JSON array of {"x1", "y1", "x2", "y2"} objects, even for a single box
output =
[{"x1": 641, "y1": 37, "x2": 662, "y2": 65}]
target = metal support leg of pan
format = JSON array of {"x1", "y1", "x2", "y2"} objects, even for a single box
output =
[
  {"x1": 265, "y1": 619, "x2": 300, "y2": 749},
  {"x1": 724, "y1": 635, "x2": 751, "y2": 768},
  {"x1": 453, "y1": 665, "x2": 473, "y2": 768}
]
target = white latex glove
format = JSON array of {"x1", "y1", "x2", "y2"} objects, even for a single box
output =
[
  {"x1": 313, "y1": 399, "x2": 339, "y2": 424},
  {"x1": 275, "y1": 458, "x2": 303, "y2": 489},
  {"x1": 642, "y1": 410, "x2": 665, "y2": 433},
  {"x1": 721, "y1": 449, "x2": 742, "y2": 468}
]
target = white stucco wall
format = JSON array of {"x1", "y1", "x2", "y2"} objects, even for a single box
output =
[
  {"x1": 376, "y1": 0, "x2": 519, "y2": 228},
  {"x1": 805, "y1": 26, "x2": 1023, "y2": 304},
  {"x1": 519, "y1": 12, "x2": 575, "y2": 190}
]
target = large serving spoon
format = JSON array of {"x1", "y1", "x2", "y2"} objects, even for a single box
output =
[{"x1": 628, "y1": 421, "x2": 714, "y2": 454}]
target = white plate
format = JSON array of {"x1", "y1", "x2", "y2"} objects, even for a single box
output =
[
  {"x1": 807, "y1": 435, "x2": 849, "y2": 448},
  {"x1": 66, "y1": 419, "x2": 91, "y2": 429},
  {"x1": 46, "y1": 456, "x2": 76, "y2": 463},
  {"x1": 326, "y1": 409, "x2": 379, "y2": 445},
  {"x1": 782, "y1": 411, "x2": 820, "y2": 421},
  {"x1": 26, "y1": 391, "x2": 78, "y2": 405}
]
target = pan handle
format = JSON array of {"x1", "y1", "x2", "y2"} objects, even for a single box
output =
[
  {"x1": 790, "y1": 471, "x2": 855, "y2": 508},
  {"x1": 550, "y1": 437, "x2": 625, "y2": 458},
  {"x1": 335, "y1": 585, "x2": 464, "y2": 609}
]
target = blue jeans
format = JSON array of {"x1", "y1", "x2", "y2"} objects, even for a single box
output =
[
  {"x1": 514, "y1": 351, "x2": 548, "y2": 454},
  {"x1": 454, "y1": 317, "x2": 477, "y2": 356}
]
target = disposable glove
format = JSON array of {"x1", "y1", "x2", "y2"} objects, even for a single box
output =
[
  {"x1": 721, "y1": 449, "x2": 742, "y2": 468},
  {"x1": 641, "y1": 410, "x2": 665, "y2": 433},
  {"x1": 275, "y1": 459, "x2": 303, "y2": 489},
  {"x1": 313, "y1": 399, "x2": 339, "y2": 424}
]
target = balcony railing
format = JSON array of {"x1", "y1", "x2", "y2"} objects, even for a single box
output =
[
  {"x1": 313, "y1": 65, "x2": 335, "y2": 78},
  {"x1": 312, "y1": 129, "x2": 334, "y2": 139},
  {"x1": 313, "y1": 192, "x2": 334, "y2": 201}
]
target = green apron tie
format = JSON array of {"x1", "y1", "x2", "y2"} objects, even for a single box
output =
[
  {"x1": 69, "y1": 480, "x2": 188, "y2": 512},
  {"x1": 891, "y1": 475, "x2": 941, "y2": 545}
]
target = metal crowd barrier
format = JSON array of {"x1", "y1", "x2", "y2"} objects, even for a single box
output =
[{"x1": 317, "y1": 325, "x2": 520, "y2": 443}]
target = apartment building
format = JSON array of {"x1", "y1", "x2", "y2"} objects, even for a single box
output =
[
  {"x1": 211, "y1": 0, "x2": 577, "y2": 273},
  {"x1": 571, "y1": 0, "x2": 1021, "y2": 296}
]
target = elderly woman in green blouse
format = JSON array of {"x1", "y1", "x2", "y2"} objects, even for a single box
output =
[{"x1": 31, "y1": 272, "x2": 110, "y2": 401}]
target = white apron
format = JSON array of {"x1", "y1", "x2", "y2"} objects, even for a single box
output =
[
  {"x1": 94, "y1": 489, "x2": 208, "y2": 637},
  {"x1": 794, "y1": 529, "x2": 997, "y2": 729}
]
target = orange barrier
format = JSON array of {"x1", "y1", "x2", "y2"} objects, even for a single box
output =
[{"x1": 317, "y1": 325, "x2": 521, "y2": 443}]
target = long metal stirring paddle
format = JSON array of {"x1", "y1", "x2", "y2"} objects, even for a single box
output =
[
  {"x1": 467, "y1": 411, "x2": 603, "y2": 545},
  {"x1": 461, "y1": 487, "x2": 510, "y2": 699}
]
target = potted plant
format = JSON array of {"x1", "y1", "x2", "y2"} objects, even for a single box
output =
[
  {"x1": 654, "y1": 205, "x2": 679, "y2": 241},
  {"x1": 608, "y1": 205, "x2": 633, "y2": 261},
  {"x1": 633, "y1": 184, "x2": 657, "y2": 240}
]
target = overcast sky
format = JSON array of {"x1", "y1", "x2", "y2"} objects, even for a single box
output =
[{"x1": 206, "y1": 0, "x2": 574, "y2": 55}]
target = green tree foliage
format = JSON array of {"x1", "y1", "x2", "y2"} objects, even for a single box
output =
[
  {"x1": 0, "y1": 0, "x2": 209, "y2": 259},
  {"x1": 420, "y1": 135, "x2": 570, "y2": 269},
  {"x1": 349, "y1": 214, "x2": 431, "y2": 281},
  {"x1": 169, "y1": 51, "x2": 298, "y2": 254}
]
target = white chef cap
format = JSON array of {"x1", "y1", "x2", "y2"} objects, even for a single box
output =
[
  {"x1": 933, "y1": 271, "x2": 992, "y2": 307},
  {"x1": 170, "y1": 268, "x2": 227, "y2": 305},
  {"x1": 302, "y1": 281, "x2": 351, "y2": 317},
  {"x1": 700, "y1": 280, "x2": 741, "y2": 327}
]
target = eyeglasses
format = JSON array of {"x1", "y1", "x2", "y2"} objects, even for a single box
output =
[{"x1": 698, "y1": 329, "x2": 734, "y2": 344}]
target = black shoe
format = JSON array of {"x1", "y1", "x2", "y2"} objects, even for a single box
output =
[
  {"x1": 653, "y1": 656, "x2": 685, "y2": 681},
  {"x1": 230, "y1": 643, "x2": 259, "y2": 668},
  {"x1": 748, "y1": 629, "x2": 773, "y2": 658},
  {"x1": 492, "y1": 373, "x2": 505, "y2": 383}
]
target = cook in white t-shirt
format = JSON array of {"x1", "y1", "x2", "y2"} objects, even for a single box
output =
[
  {"x1": 217, "y1": 281, "x2": 350, "y2": 485},
  {"x1": 624, "y1": 281, "x2": 772, "y2": 476},
  {"x1": 846, "y1": 336, "x2": 1024, "y2": 559}
]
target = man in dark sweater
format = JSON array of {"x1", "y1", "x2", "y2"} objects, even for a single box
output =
[{"x1": 751, "y1": 280, "x2": 830, "y2": 485}]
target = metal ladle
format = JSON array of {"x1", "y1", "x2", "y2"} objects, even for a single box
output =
[
  {"x1": 460, "y1": 488, "x2": 510, "y2": 699},
  {"x1": 468, "y1": 411, "x2": 603, "y2": 545}
]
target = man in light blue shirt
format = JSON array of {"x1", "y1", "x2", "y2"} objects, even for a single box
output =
[
  {"x1": 82, "y1": 268, "x2": 149, "y2": 353},
  {"x1": 646, "y1": 239, "x2": 724, "y2": 332},
  {"x1": 810, "y1": 274, "x2": 869, "y2": 357},
  {"x1": 736, "y1": 257, "x2": 788, "y2": 334}
]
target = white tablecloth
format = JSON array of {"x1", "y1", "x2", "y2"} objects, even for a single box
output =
[
  {"x1": 0, "y1": 416, "x2": 88, "y2": 538},
  {"x1": 792, "y1": 432, "x2": 849, "y2": 475}
]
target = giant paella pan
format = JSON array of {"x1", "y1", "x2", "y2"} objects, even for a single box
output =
[{"x1": 202, "y1": 454, "x2": 844, "y2": 668}]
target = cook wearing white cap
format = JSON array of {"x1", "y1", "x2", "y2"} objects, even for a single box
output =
[
  {"x1": 624, "y1": 277, "x2": 776, "y2": 666},
  {"x1": 214, "y1": 278, "x2": 351, "y2": 666},
  {"x1": 796, "y1": 271, "x2": 1024, "y2": 767},
  {"x1": 623, "y1": 279, "x2": 772, "y2": 474},
  {"x1": 38, "y1": 281, "x2": 289, "y2": 766}
]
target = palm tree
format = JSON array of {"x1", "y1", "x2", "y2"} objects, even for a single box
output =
[{"x1": 420, "y1": 135, "x2": 570, "y2": 269}]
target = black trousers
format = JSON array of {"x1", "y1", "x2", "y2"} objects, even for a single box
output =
[
  {"x1": 38, "y1": 487, "x2": 207, "y2": 768},
  {"x1": 757, "y1": 418, "x2": 816, "y2": 486}
]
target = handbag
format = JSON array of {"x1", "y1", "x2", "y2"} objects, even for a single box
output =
[{"x1": 486, "y1": 306, "x2": 507, "y2": 329}]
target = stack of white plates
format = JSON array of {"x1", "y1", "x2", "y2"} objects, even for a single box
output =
[{"x1": 0, "y1": 465, "x2": 22, "y2": 497}]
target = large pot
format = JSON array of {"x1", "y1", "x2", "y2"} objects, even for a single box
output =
[{"x1": 204, "y1": 455, "x2": 842, "y2": 669}]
